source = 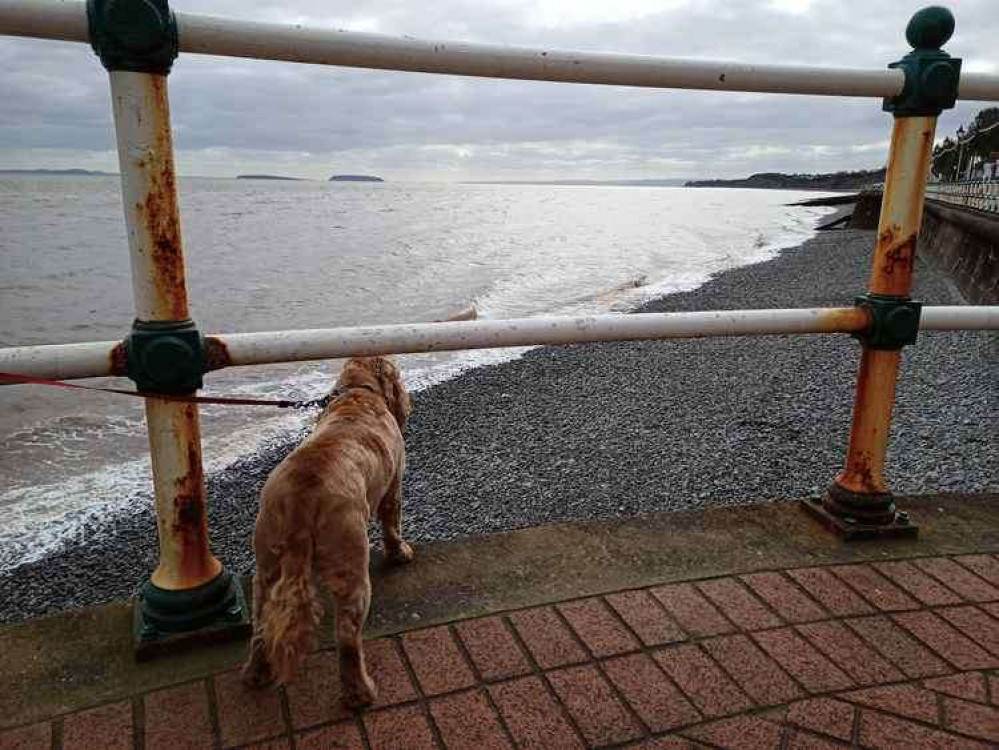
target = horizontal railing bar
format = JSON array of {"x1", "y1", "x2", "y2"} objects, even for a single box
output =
[
  {"x1": 2, "y1": 306, "x2": 997, "y2": 384},
  {"x1": 3, "y1": 1, "x2": 999, "y2": 100}
]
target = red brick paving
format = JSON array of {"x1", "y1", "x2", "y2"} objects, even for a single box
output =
[
  {"x1": 924, "y1": 672, "x2": 991, "y2": 703},
  {"x1": 912, "y1": 557, "x2": 999, "y2": 602},
  {"x1": 602, "y1": 653, "x2": 701, "y2": 732},
  {"x1": 213, "y1": 668, "x2": 285, "y2": 748},
  {"x1": 700, "y1": 634, "x2": 803, "y2": 706},
  {"x1": 508, "y1": 607, "x2": 589, "y2": 669},
  {"x1": 873, "y1": 560, "x2": 964, "y2": 606},
  {"x1": 954, "y1": 554, "x2": 999, "y2": 586},
  {"x1": 829, "y1": 564, "x2": 919, "y2": 612},
  {"x1": 695, "y1": 577, "x2": 783, "y2": 630},
  {"x1": 143, "y1": 681, "x2": 214, "y2": 750},
  {"x1": 752, "y1": 628, "x2": 854, "y2": 693},
  {"x1": 605, "y1": 590, "x2": 686, "y2": 646},
  {"x1": 0, "y1": 723, "x2": 51, "y2": 750},
  {"x1": 941, "y1": 696, "x2": 999, "y2": 742},
  {"x1": 786, "y1": 567, "x2": 874, "y2": 617},
  {"x1": 653, "y1": 644, "x2": 754, "y2": 718},
  {"x1": 547, "y1": 664, "x2": 644, "y2": 745},
  {"x1": 363, "y1": 704, "x2": 439, "y2": 750},
  {"x1": 784, "y1": 698, "x2": 856, "y2": 742},
  {"x1": 283, "y1": 650, "x2": 351, "y2": 729},
  {"x1": 489, "y1": 677, "x2": 585, "y2": 750},
  {"x1": 795, "y1": 620, "x2": 904, "y2": 686},
  {"x1": 557, "y1": 598, "x2": 641, "y2": 658},
  {"x1": 454, "y1": 616, "x2": 532, "y2": 681},
  {"x1": 844, "y1": 614, "x2": 952, "y2": 678},
  {"x1": 428, "y1": 690, "x2": 513, "y2": 750},
  {"x1": 295, "y1": 721, "x2": 365, "y2": 750},
  {"x1": 892, "y1": 610, "x2": 999, "y2": 670},
  {"x1": 650, "y1": 583, "x2": 735, "y2": 637},
  {"x1": 741, "y1": 572, "x2": 829, "y2": 623},
  {"x1": 401, "y1": 625, "x2": 477, "y2": 696},
  {"x1": 841, "y1": 684, "x2": 939, "y2": 724},
  {"x1": 6, "y1": 554, "x2": 999, "y2": 750},
  {"x1": 61, "y1": 701, "x2": 133, "y2": 750}
]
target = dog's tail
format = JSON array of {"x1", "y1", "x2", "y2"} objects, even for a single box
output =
[{"x1": 261, "y1": 537, "x2": 323, "y2": 683}]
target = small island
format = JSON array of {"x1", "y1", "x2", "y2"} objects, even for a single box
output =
[
  {"x1": 329, "y1": 174, "x2": 384, "y2": 182},
  {"x1": 236, "y1": 174, "x2": 304, "y2": 181}
]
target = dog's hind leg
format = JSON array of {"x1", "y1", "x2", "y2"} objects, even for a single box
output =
[
  {"x1": 242, "y1": 568, "x2": 277, "y2": 688},
  {"x1": 379, "y1": 469, "x2": 414, "y2": 565},
  {"x1": 319, "y1": 515, "x2": 377, "y2": 709}
]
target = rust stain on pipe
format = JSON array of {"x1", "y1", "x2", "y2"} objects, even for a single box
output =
[
  {"x1": 203, "y1": 336, "x2": 233, "y2": 372},
  {"x1": 170, "y1": 404, "x2": 217, "y2": 588},
  {"x1": 109, "y1": 341, "x2": 129, "y2": 376},
  {"x1": 818, "y1": 306, "x2": 870, "y2": 332},
  {"x1": 151, "y1": 401, "x2": 220, "y2": 590},
  {"x1": 135, "y1": 75, "x2": 189, "y2": 321},
  {"x1": 836, "y1": 348, "x2": 901, "y2": 495}
]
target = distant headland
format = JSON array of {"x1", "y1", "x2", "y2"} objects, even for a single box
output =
[
  {"x1": 329, "y1": 174, "x2": 384, "y2": 182},
  {"x1": 685, "y1": 169, "x2": 885, "y2": 192},
  {"x1": 236, "y1": 174, "x2": 305, "y2": 181}
]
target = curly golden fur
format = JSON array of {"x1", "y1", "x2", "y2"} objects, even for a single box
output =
[{"x1": 242, "y1": 356, "x2": 413, "y2": 709}]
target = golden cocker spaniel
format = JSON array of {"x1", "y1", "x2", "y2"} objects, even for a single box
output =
[{"x1": 242, "y1": 356, "x2": 413, "y2": 708}]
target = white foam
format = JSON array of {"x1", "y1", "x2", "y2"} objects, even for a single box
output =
[{"x1": 0, "y1": 196, "x2": 835, "y2": 573}]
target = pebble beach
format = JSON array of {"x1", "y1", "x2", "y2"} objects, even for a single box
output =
[{"x1": 2, "y1": 218, "x2": 996, "y2": 624}]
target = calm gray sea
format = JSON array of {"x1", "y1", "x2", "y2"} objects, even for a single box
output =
[{"x1": 0, "y1": 175, "x2": 833, "y2": 569}]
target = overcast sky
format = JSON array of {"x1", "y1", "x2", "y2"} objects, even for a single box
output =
[{"x1": 0, "y1": 0, "x2": 995, "y2": 180}]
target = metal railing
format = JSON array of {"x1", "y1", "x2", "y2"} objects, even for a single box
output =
[
  {"x1": 2, "y1": 0, "x2": 999, "y2": 646},
  {"x1": 926, "y1": 179, "x2": 999, "y2": 214}
]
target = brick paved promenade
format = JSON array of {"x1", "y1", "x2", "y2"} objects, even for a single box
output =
[{"x1": 3, "y1": 552, "x2": 998, "y2": 750}]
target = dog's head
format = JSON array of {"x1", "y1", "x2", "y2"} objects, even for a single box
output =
[{"x1": 336, "y1": 356, "x2": 412, "y2": 428}]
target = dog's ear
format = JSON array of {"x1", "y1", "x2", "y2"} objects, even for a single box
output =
[{"x1": 377, "y1": 358, "x2": 412, "y2": 428}]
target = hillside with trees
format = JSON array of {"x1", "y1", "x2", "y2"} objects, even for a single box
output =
[
  {"x1": 932, "y1": 108, "x2": 999, "y2": 180},
  {"x1": 684, "y1": 169, "x2": 885, "y2": 191}
]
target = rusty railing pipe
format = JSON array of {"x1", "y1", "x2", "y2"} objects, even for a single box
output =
[
  {"x1": 2, "y1": 1, "x2": 999, "y2": 101},
  {"x1": 0, "y1": 305, "x2": 997, "y2": 383},
  {"x1": 109, "y1": 69, "x2": 221, "y2": 591}
]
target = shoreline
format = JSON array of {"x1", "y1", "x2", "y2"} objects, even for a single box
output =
[{"x1": 2, "y1": 219, "x2": 996, "y2": 624}]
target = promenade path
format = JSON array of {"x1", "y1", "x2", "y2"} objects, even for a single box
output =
[{"x1": 2, "y1": 495, "x2": 997, "y2": 749}]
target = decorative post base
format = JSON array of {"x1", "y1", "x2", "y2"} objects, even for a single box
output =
[
  {"x1": 133, "y1": 568, "x2": 251, "y2": 659},
  {"x1": 801, "y1": 487, "x2": 918, "y2": 541}
]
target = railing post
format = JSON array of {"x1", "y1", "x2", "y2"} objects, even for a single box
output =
[
  {"x1": 87, "y1": 0, "x2": 249, "y2": 653},
  {"x1": 804, "y1": 6, "x2": 962, "y2": 540}
]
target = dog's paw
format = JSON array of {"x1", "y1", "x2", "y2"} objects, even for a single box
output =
[
  {"x1": 342, "y1": 676, "x2": 378, "y2": 710},
  {"x1": 386, "y1": 541, "x2": 415, "y2": 565},
  {"x1": 241, "y1": 660, "x2": 275, "y2": 690}
]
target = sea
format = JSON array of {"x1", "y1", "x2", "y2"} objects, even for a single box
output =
[{"x1": 0, "y1": 175, "x2": 834, "y2": 571}]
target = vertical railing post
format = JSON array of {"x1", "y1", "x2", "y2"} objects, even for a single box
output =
[
  {"x1": 87, "y1": 0, "x2": 249, "y2": 653},
  {"x1": 804, "y1": 6, "x2": 962, "y2": 539}
]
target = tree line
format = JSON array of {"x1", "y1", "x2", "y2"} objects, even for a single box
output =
[{"x1": 931, "y1": 108, "x2": 999, "y2": 180}]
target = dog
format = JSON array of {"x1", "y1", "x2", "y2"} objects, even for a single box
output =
[{"x1": 242, "y1": 356, "x2": 413, "y2": 708}]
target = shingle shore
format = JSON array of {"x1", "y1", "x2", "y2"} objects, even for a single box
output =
[{"x1": 2, "y1": 224, "x2": 995, "y2": 623}]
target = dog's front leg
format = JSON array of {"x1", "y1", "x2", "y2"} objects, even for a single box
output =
[{"x1": 379, "y1": 470, "x2": 414, "y2": 565}]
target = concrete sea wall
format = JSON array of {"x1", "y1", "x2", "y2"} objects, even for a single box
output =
[{"x1": 850, "y1": 190, "x2": 999, "y2": 304}]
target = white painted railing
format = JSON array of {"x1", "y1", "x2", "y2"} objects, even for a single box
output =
[
  {"x1": 926, "y1": 179, "x2": 999, "y2": 214},
  {"x1": 2, "y1": 0, "x2": 998, "y2": 638}
]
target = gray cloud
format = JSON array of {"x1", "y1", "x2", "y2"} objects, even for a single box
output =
[{"x1": 0, "y1": 0, "x2": 994, "y2": 179}]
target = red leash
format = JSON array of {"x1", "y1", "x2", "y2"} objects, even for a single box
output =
[{"x1": 0, "y1": 371, "x2": 327, "y2": 409}]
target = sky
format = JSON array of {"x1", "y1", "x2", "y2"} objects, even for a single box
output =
[{"x1": 0, "y1": 0, "x2": 995, "y2": 181}]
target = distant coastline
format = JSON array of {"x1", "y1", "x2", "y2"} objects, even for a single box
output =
[
  {"x1": 0, "y1": 168, "x2": 116, "y2": 176},
  {"x1": 467, "y1": 178, "x2": 689, "y2": 187},
  {"x1": 685, "y1": 169, "x2": 885, "y2": 192}
]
